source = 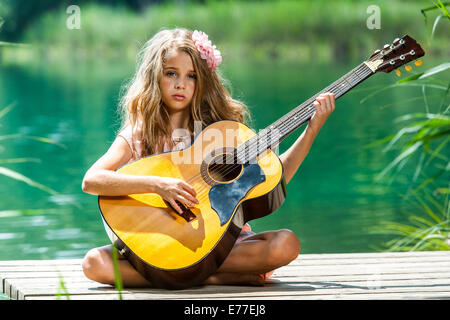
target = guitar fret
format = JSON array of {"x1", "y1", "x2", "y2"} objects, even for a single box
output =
[
  {"x1": 343, "y1": 75, "x2": 353, "y2": 87},
  {"x1": 237, "y1": 62, "x2": 374, "y2": 164}
]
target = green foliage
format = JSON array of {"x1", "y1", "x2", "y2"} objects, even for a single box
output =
[
  {"x1": 4, "y1": 0, "x2": 445, "y2": 63},
  {"x1": 0, "y1": 103, "x2": 63, "y2": 195},
  {"x1": 368, "y1": 1, "x2": 449, "y2": 252},
  {"x1": 111, "y1": 242, "x2": 124, "y2": 300},
  {"x1": 55, "y1": 274, "x2": 70, "y2": 300}
]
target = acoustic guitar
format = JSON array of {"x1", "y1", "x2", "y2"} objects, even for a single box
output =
[{"x1": 99, "y1": 35, "x2": 424, "y2": 289}]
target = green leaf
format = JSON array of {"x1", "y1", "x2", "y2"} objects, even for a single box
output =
[
  {"x1": 0, "y1": 134, "x2": 67, "y2": 149},
  {"x1": 363, "y1": 134, "x2": 395, "y2": 149},
  {"x1": 0, "y1": 41, "x2": 30, "y2": 47},
  {"x1": 394, "y1": 113, "x2": 449, "y2": 123},
  {"x1": 0, "y1": 158, "x2": 41, "y2": 165},
  {"x1": 111, "y1": 243, "x2": 124, "y2": 300},
  {"x1": 436, "y1": 188, "x2": 450, "y2": 194},
  {"x1": 55, "y1": 274, "x2": 70, "y2": 300},
  {"x1": 382, "y1": 125, "x2": 423, "y2": 152},
  {"x1": 0, "y1": 167, "x2": 58, "y2": 195},
  {"x1": 397, "y1": 73, "x2": 425, "y2": 84},
  {"x1": 377, "y1": 141, "x2": 423, "y2": 179},
  {"x1": 432, "y1": 14, "x2": 443, "y2": 38},
  {"x1": 435, "y1": 0, "x2": 450, "y2": 18},
  {"x1": 0, "y1": 102, "x2": 16, "y2": 120},
  {"x1": 418, "y1": 62, "x2": 450, "y2": 79},
  {"x1": 425, "y1": 136, "x2": 450, "y2": 166}
]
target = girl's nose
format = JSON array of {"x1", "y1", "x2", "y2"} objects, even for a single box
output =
[{"x1": 175, "y1": 80, "x2": 185, "y2": 89}]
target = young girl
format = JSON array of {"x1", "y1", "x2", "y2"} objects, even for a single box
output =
[{"x1": 81, "y1": 28, "x2": 335, "y2": 287}]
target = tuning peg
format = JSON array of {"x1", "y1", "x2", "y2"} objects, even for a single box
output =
[
  {"x1": 396, "y1": 69, "x2": 401, "y2": 77},
  {"x1": 414, "y1": 60, "x2": 423, "y2": 66},
  {"x1": 405, "y1": 65, "x2": 412, "y2": 71},
  {"x1": 384, "y1": 44, "x2": 390, "y2": 49},
  {"x1": 393, "y1": 38, "x2": 400, "y2": 43},
  {"x1": 374, "y1": 49, "x2": 381, "y2": 54}
]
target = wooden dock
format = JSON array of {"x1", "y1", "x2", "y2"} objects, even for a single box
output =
[{"x1": 1, "y1": 251, "x2": 449, "y2": 300}]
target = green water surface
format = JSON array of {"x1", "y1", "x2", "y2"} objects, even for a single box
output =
[{"x1": 0, "y1": 57, "x2": 435, "y2": 260}]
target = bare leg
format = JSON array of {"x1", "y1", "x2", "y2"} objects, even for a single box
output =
[
  {"x1": 82, "y1": 229, "x2": 300, "y2": 287},
  {"x1": 82, "y1": 245, "x2": 151, "y2": 287},
  {"x1": 204, "y1": 229, "x2": 301, "y2": 285}
]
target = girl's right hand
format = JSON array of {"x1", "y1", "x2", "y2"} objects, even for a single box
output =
[{"x1": 153, "y1": 176, "x2": 199, "y2": 214}]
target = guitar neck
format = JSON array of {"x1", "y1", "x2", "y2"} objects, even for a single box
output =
[
  {"x1": 236, "y1": 62, "x2": 375, "y2": 164},
  {"x1": 269, "y1": 62, "x2": 375, "y2": 142}
]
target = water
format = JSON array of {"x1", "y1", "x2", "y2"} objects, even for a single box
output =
[{"x1": 0, "y1": 57, "x2": 437, "y2": 260}]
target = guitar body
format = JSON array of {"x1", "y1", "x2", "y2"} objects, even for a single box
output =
[
  {"x1": 99, "y1": 120, "x2": 287, "y2": 289},
  {"x1": 98, "y1": 34, "x2": 425, "y2": 289}
]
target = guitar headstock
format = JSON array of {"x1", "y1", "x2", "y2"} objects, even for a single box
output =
[{"x1": 365, "y1": 35, "x2": 425, "y2": 73}]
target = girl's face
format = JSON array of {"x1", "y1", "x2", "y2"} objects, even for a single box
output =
[{"x1": 160, "y1": 49, "x2": 197, "y2": 115}]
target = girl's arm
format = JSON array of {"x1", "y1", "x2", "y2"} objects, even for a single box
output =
[
  {"x1": 279, "y1": 92, "x2": 335, "y2": 184},
  {"x1": 82, "y1": 136, "x2": 151, "y2": 196},
  {"x1": 82, "y1": 136, "x2": 198, "y2": 213}
]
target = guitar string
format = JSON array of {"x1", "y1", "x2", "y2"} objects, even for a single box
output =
[
  {"x1": 181, "y1": 42, "x2": 407, "y2": 196},
  {"x1": 199, "y1": 63, "x2": 371, "y2": 184},
  {"x1": 185, "y1": 63, "x2": 374, "y2": 205},
  {"x1": 188, "y1": 64, "x2": 373, "y2": 204},
  {"x1": 190, "y1": 64, "x2": 373, "y2": 205}
]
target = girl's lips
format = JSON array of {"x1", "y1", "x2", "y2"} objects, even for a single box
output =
[{"x1": 172, "y1": 95, "x2": 185, "y2": 101}]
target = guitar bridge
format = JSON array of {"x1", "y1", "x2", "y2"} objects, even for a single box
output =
[{"x1": 165, "y1": 200, "x2": 196, "y2": 222}]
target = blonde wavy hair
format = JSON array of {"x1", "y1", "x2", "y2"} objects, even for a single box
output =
[{"x1": 118, "y1": 28, "x2": 251, "y2": 157}]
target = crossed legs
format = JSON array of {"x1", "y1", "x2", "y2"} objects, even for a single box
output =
[{"x1": 82, "y1": 229, "x2": 301, "y2": 287}]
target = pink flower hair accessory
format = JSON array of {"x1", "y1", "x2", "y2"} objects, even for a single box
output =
[{"x1": 192, "y1": 30, "x2": 222, "y2": 72}]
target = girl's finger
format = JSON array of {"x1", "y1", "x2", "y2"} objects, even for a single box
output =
[
  {"x1": 170, "y1": 198, "x2": 183, "y2": 214},
  {"x1": 327, "y1": 93, "x2": 335, "y2": 110},
  {"x1": 317, "y1": 98, "x2": 326, "y2": 112},
  {"x1": 313, "y1": 101, "x2": 321, "y2": 112},
  {"x1": 181, "y1": 181, "x2": 197, "y2": 197},
  {"x1": 176, "y1": 194, "x2": 196, "y2": 209},
  {"x1": 178, "y1": 189, "x2": 199, "y2": 205},
  {"x1": 324, "y1": 94, "x2": 332, "y2": 112}
]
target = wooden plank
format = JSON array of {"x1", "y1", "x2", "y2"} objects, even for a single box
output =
[
  {"x1": 297, "y1": 251, "x2": 450, "y2": 259},
  {"x1": 13, "y1": 274, "x2": 450, "y2": 300},
  {"x1": 26, "y1": 290, "x2": 450, "y2": 300},
  {"x1": 6, "y1": 270, "x2": 450, "y2": 300},
  {"x1": 0, "y1": 264, "x2": 82, "y2": 272},
  {"x1": 7, "y1": 269, "x2": 450, "y2": 285},
  {"x1": 124, "y1": 284, "x2": 450, "y2": 300},
  {"x1": 0, "y1": 259, "x2": 82, "y2": 266},
  {"x1": 195, "y1": 291, "x2": 450, "y2": 300},
  {"x1": 12, "y1": 275, "x2": 450, "y2": 294},
  {"x1": 287, "y1": 253, "x2": 450, "y2": 266},
  {"x1": 0, "y1": 251, "x2": 448, "y2": 269},
  {"x1": 2, "y1": 251, "x2": 450, "y2": 300}
]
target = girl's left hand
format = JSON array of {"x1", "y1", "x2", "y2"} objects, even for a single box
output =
[{"x1": 308, "y1": 92, "x2": 335, "y2": 136}]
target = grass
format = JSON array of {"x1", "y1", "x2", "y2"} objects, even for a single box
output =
[
  {"x1": 0, "y1": 103, "x2": 63, "y2": 195},
  {"x1": 111, "y1": 242, "x2": 124, "y2": 300},
  {"x1": 53, "y1": 246, "x2": 124, "y2": 300},
  {"x1": 367, "y1": 1, "x2": 449, "y2": 251}
]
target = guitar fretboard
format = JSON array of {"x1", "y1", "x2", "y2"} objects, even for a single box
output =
[{"x1": 235, "y1": 62, "x2": 374, "y2": 164}]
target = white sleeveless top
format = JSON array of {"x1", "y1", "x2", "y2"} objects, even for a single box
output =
[{"x1": 117, "y1": 125, "x2": 192, "y2": 163}]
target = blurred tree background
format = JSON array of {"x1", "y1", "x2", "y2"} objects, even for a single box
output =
[{"x1": 1, "y1": 0, "x2": 448, "y2": 64}]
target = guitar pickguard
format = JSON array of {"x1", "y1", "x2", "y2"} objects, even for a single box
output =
[{"x1": 209, "y1": 163, "x2": 266, "y2": 226}]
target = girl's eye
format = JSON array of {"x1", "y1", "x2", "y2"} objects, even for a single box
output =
[
  {"x1": 166, "y1": 71, "x2": 176, "y2": 77},
  {"x1": 189, "y1": 74, "x2": 197, "y2": 79}
]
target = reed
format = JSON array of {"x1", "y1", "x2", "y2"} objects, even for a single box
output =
[{"x1": 368, "y1": 1, "x2": 449, "y2": 251}]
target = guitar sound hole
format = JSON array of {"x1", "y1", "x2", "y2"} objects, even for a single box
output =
[{"x1": 207, "y1": 153, "x2": 243, "y2": 183}]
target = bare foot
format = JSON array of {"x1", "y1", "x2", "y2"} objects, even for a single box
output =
[{"x1": 204, "y1": 272, "x2": 265, "y2": 286}]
